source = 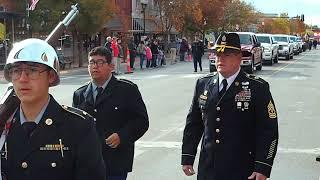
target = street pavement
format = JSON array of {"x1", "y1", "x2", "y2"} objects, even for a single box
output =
[{"x1": 1, "y1": 50, "x2": 320, "y2": 179}]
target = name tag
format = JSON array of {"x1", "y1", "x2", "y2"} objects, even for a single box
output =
[{"x1": 40, "y1": 144, "x2": 70, "y2": 151}]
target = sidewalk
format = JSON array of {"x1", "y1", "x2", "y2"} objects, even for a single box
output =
[{"x1": 0, "y1": 55, "x2": 186, "y2": 82}]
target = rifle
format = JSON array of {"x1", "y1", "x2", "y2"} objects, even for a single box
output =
[{"x1": 0, "y1": 4, "x2": 79, "y2": 134}]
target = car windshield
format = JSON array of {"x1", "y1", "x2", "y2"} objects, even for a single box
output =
[
  {"x1": 273, "y1": 36, "x2": 288, "y2": 42},
  {"x1": 290, "y1": 37, "x2": 297, "y2": 42},
  {"x1": 239, "y1": 34, "x2": 252, "y2": 45},
  {"x1": 257, "y1": 36, "x2": 270, "y2": 43}
]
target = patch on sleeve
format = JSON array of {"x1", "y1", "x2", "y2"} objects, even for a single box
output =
[{"x1": 267, "y1": 100, "x2": 277, "y2": 119}]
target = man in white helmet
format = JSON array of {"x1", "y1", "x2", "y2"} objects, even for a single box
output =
[{"x1": 1, "y1": 38, "x2": 106, "y2": 180}]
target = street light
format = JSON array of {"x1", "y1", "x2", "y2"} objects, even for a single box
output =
[{"x1": 140, "y1": 0, "x2": 148, "y2": 35}]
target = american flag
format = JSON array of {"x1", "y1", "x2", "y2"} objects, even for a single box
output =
[{"x1": 29, "y1": 0, "x2": 40, "y2": 11}]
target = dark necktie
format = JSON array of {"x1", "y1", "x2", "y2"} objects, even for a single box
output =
[
  {"x1": 96, "y1": 87, "x2": 104, "y2": 103},
  {"x1": 219, "y1": 79, "x2": 228, "y2": 98},
  {"x1": 22, "y1": 122, "x2": 37, "y2": 137}
]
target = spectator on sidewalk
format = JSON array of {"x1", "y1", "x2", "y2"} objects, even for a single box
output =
[
  {"x1": 104, "y1": 36, "x2": 112, "y2": 53},
  {"x1": 111, "y1": 37, "x2": 120, "y2": 75},
  {"x1": 117, "y1": 39, "x2": 125, "y2": 63},
  {"x1": 169, "y1": 39, "x2": 177, "y2": 65},
  {"x1": 137, "y1": 41, "x2": 147, "y2": 70},
  {"x1": 145, "y1": 44, "x2": 152, "y2": 68},
  {"x1": 180, "y1": 38, "x2": 189, "y2": 62},
  {"x1": 128, "y1": 37, "x2": 137, "y2": 70},
  {"x1": 151, "y1": 40, "x2": 159, "y2": 68}
]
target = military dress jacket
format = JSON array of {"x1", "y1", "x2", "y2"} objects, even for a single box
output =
[
  {"x1": 1, "y1": 96, "x2": 106, "y2": 180},
  {"x1": 72, "y1": 75, "x2": 149, "y2": 175},
  {"x1": 182, "y1": 70, "x2": 279, "y2": 180}
]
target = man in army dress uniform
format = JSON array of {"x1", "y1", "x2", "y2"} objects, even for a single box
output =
[
  {"x1": 73, "y1": 46, "x2": 149, "y2": 180},
  {"x1": 1, "y1": 39, "x2": 106, "y2": 180},
  {"x1": 181, "y1": 32, "x2": 279, "y2": 180}
]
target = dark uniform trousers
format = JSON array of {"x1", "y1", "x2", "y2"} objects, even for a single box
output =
[
  {"x1": 0, "y1": 96, "x2": 106, "y2": 180},
  {"x1": 182, "y1": 70, "x2": 279, "y2": 180},
  {"x1": 72, "y1": 75, "x2": 149, "y2": 176}
]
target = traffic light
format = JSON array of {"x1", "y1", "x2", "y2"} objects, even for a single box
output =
[{"x1": 301, "y1": 14, "x2": 305, "y2": 22}]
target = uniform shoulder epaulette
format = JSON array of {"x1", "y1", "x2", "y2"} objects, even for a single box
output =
[
  {"x1": 61, "y1": 105, "x2": 93, "y2": 120},
  {"x1": 75, "y1": 81, "x2": 90, "y2": 91},
  {"x1": 199, "y1": 72, "x2": 217, "y2": 79},
  {"x1": 118, "y1": 78, "x2": 135, "y2": 86},
  {"x1": 245, "y1": 74, "x2": 266, "y2": 84}
]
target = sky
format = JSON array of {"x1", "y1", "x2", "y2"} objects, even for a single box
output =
[{"x1": 243, "y1": 0, "x2": 320, "y2": 27}]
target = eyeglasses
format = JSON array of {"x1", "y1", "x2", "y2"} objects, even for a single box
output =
[
  {"x1": 9, "y1": 67, "x2": 49, "y2": 80},
  {"x1": 89, "y1": 60, "x2": 108, "y2": 67}
]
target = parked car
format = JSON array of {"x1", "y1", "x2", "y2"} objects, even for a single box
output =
[
  {"x1": 289, "y1": 36, "x2": 300, "y2": 55},
  {"x1": 233, "y1": 32, "x2": 263, "y2": 74},
  {"x1": 273, "y1": 34, "x2": 294, "y2": 60},
  {"x1": 256, "y1": 33, "x2": 279, "y2": 65},
  {"x1": 296, "y1": 37, "x2": 303, "y2": 53}
]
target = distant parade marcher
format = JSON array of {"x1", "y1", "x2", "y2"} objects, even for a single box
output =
[
  {"x1": 169, "y1": 39, "x2": 177, "y2": 65},
  {"x1": 1, "y1": 39, "x2": 106, "y2": 180},
  {"x1": 73, "y1": 46, "x2": 149, "y2": 180},
  {"x1": 181, "y1": 32, "x2": 279, "y2": 180},
  {"x1": 191, "y1": 36, "x2": 204, "y2": 72}
]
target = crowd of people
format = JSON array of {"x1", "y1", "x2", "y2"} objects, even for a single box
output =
[{"x1": 99, "y1": 35, "x2": 208, "y2": 73}]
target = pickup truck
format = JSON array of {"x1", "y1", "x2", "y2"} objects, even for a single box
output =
[
  {"x1": 256, "y1": 33, "x2": 279, "y2": 65},
  {"x1": 233, "y1": 32, "x2": 263, "y2": 74}
]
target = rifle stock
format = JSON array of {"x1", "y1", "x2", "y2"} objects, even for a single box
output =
[{"x1": 0, "y1": 4, "x2": 79, "y2": 132}]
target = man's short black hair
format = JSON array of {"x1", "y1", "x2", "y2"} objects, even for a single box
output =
[{"x1": 88, "y1": 46, "x2": 112, "y2": 64}]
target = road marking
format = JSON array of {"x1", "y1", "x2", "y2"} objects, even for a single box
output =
[
  {"x1": 135, "y1": 141, "x2": 320, "y2": 155},
  {"x1": 291, "y1": 76, "x2": 308, "y2": 80},
  {"x1": 265, "y1": 55, "x2": 305, "y2": 79}
]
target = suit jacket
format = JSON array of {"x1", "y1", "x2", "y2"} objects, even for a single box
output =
[
  {"x1": 182, "y1": 70, "x2": 279, "y2": 180},
  {"x1": 1, "y1": 96, "x2": 106, "y2": 180},
  {"x1": 72, "y1": 75, "x2": 149, "y2": 175}
]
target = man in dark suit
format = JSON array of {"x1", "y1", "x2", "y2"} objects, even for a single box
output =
[
  {"x1": 191, "y1": 36, "x2": 204, "y2": 72},
  {"x1": 1, "y1": 38, "x2": 105, "y2": 180},
  {"x1": 73, "y1": 46, "x2": 149, "y2": 180},
  {"x1": 181, "y1": 32, "x2": 279, "y2": 180}
]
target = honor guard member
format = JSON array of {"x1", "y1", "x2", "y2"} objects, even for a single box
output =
[
  {"x1": 181, "y1": 32, "x2": 279, "y2": 180},
  {"x1": 72, "y1": 46, "x2": 149, "y2": 180},
  {"x1": 1, "y1": 39, "x2": 106, "y2": 180}
]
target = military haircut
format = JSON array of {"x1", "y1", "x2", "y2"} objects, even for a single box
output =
[{"x1": 88, "y1": 46, "x2": 112, "y2": 64}]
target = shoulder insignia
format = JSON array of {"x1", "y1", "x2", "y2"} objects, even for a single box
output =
[
  {"x1": 199, "y1": 72, "x2": 217, "y2": 80},
  {"x1": 61, "y1": 105, "x2": 93, "y2": 120},
  {"x1": 245, "y1": 74, "x2": 265, "y2": 84},
  {"x1": 118, "y1": 78, "x2": 135, "y2": 85},
  {"x1": 267, "y1": 101, "x2": 277, "y2": 119}
]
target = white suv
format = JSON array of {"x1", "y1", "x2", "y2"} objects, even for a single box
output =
[{"x1": 273, "y1": 34, "x2": 294, "y2": 60}]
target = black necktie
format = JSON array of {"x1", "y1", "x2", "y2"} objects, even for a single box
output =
[
  {"x1": 96, "y1": 87, "x2": 104, "y2": 103},
  {"x1": 219, "y1": 79, "x2": 228, "y2": 98},
  {"x1": 22, "y1": 122, "x2": 37, "y2": 137}
]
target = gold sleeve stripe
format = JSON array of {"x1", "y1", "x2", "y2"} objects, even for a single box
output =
[
  {"x1": 255, "y1": 161, "x2": 272, "y2": 167},
  {"x1": 182, "y1": 154, "x2": 196, "y2": 157},
  {"x1": 267, "y1": 140, "x2": 277, "y2": 159}
]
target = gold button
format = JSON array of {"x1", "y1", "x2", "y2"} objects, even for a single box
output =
[
  {"x1": 216, "y1": 107, "x2": 220, "y2": 111},
  {"x1": 216, "y1": 118, "x2": 220, "y2": 122},
  {"x1": 45, "y1": 118, "x2": 53, "y2": 126},
  {"x1": 216, "y1": 129, "x2": 220, "y2": 133},
  {"x1": 94, "y1": 109, "x2": 97, "y2": 112},
  {"x1": 51, "y1": 162, "x2": 57, "y2": 168},
  {"x1": 83, "y1": 111, "x2": 87, "y2": 115},
  {"x1": 114, "y1": 107, "x2": 118, "y2": 110},
  {"x1": 215, "y1": 140, "x2": 220, "y2": 144},
  {"x1": 21, "y1": 162, "x2": 28, "y2": 169},
  {"x1": 93, "y1": 118, "x2": 97, "y2": 122}
]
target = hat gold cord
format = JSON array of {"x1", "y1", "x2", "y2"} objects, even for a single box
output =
[{"x1": 216, "y1": 45, "x2": 241, "y2": 53}]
